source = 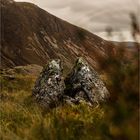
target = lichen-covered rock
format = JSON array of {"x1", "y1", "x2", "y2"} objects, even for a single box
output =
[
  {"x1": 64, "y1": 57, "x2": 109, "y2": 106},
  {"x1": 33, "y1": 58, "x2": 109, "y2": 109},
  {"x1": 33, "y1": 59, "x2": 65, "y2": 109}
]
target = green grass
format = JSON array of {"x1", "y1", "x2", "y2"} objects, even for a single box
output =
[
  {"x1": 0, "y1": 48, "x2": 139, "y2": 140},
  {"x1": 0, "y1": 75, "x2": 105, "y2": 140}
]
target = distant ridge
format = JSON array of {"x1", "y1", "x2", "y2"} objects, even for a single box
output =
[{"x1": 1, "y1": 0, "x2": 138, "y2": 70}]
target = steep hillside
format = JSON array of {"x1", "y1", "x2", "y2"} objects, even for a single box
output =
[{"x1": 1, "y1": 0, "x2": 115, "y2": 70}]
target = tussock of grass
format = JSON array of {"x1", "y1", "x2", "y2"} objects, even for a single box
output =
[
  {"x1": 0, "y1": 74, "x2": 36, "y2": 92},
  {"x1": 0, "y1": 75, "x2": 105, "y2": 140}
]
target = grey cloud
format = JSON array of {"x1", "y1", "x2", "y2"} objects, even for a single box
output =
[{"x1": 15, "y1": 0, "x2": 140, "y2": 32}]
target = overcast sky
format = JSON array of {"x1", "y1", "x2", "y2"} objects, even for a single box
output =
[{"x1": 15, "y1": 0, "x2": 140, "y2": 34}]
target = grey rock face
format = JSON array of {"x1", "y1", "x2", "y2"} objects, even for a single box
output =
[
  {"x1": 64, "y1": 58, "x2": 109, "y2": 106},
  {"x1": 33, "y1": 59, "x2": 65, "y2": 109},
  {"x1": 33, "y1": 58, "x2": 109, "y2": 109}
]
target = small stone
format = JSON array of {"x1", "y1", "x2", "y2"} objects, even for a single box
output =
[{"x1": 32, "y1": 59, "x2": 65, "y2": 109}]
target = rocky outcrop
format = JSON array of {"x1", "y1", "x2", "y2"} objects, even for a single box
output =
[
  {"x1": 33, "y1": 60, "x2": 65, "y2": 109},
  {"x1": 33, "y1": 58, "x2": 109, "y2": 109},
  {"x1": 64, "y1": 58, "x2": 109, "y2": 106}
]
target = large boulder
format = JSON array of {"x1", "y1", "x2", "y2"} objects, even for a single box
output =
[
  {"x1": 33, "y1": 59, "x2": 65, "y2": 109},
  {"x1": 64, "y1": 58, "x2": 109, "y2": 106},
  {"x1": 33, "y1": 58, "x2": 109, "y2": 109}
]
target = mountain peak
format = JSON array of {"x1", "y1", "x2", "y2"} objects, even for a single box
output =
[
  {"x1": 1, "y1": 0, "x2": 115, "y2": 70},
  {"x1": 1, "y1": 0, "x2": 14, "y2": 5}
]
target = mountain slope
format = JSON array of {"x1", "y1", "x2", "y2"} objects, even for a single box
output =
[{"x1": 1, "y1": 0, "x2": 118, "y2": 70}]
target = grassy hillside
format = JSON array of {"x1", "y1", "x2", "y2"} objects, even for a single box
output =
[
  {"x1": 0, "y1": 47, "x2": 139, "y2": 140},
  {"x1": 0, "y1": 74, "x2": 105, "y2": 140}
]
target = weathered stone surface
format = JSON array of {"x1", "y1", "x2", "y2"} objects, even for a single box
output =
[
  {"x1": 64, "y1": 57, "x2": 109, "y2": 106},
  {"x1": 33, "y1": 59, "x2": 65, "y2": 109},
  {"x1": 33, "y1": 58, "x2": 109, "y2": 109}
]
